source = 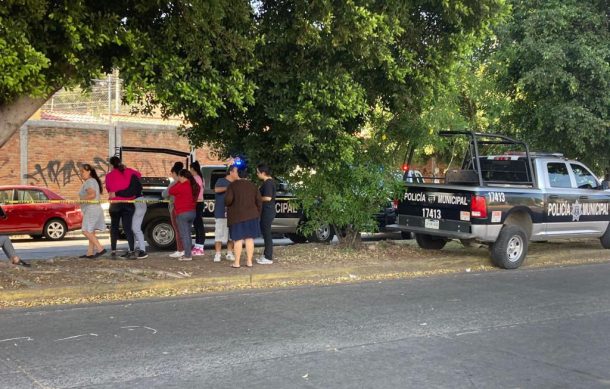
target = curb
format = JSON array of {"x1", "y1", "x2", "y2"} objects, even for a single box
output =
[
  {"x1": 0, "y1": 264, "x2": 472, "y2": 307},
  {"x1": 2, "y1": 252, "x2": 609, "y2": 308}
]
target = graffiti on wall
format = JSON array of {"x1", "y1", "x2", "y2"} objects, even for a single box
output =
[
  {"x1": 25, "y1": 157, "x2": 110, "y2": 188},
  {"x1": 24, "y1": 157, "x2": 179, "y2": 188}
]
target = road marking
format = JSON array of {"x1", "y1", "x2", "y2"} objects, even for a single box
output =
[
  {"x1": 54, "y1": 333, "x2": 98, "y2": 342},
  {"x1": 120, "y1": 326, "x2": 158, "y2": 334},
  {"x1": 0, "y1": 337, "x2": 33, "y2": 343}
]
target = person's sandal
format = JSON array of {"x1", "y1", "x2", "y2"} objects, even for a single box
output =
[{"x1": 12, "y1": 259, "x2": 31, "y2": 267}]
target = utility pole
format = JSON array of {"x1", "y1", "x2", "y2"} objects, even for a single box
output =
[{"x1": 114, "y1": 69, "x2": 120, "y2": 114}]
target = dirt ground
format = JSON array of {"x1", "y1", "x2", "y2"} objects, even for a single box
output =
[{"x1": 1, "y1": 238, "x2": 609, "y2": 308}]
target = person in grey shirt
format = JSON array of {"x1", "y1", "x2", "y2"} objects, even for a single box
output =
[{"x1": 78, "y1": 164, "x2": 107, "y2": 258}]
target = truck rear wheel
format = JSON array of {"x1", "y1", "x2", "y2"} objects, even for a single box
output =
[
  {"x1": 308, "y1": 223, "x2": 334, "y2": 243},
  {"x1": 490, "y1": 225, "x2": 528, "y2": 269},
  {"x1": 415, "y1": 234, "x2": 447, "y2": 250},
  {"x1": 601, "y1": 225, "x2": 610, "y2": 249}
]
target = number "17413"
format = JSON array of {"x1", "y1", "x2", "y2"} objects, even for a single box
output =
[{"x1": 422, "y1": 208, "x2": 442, "y2": 219}]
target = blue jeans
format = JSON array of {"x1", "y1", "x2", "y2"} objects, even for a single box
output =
[
  {"x1": 0, "y1": 235, "x2": 17, "y2": 260},
  {"x1": 176, "y1": 211, "x2": 195, "y2": 257},
  {"x1": 132, "y1": 199, "x2": 147, "y2": 251}
]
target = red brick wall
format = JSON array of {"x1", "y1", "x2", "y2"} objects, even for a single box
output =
[
  {"x1": 24, "y1": 127, "x2": 109, "y2": 199},
  {"x1": 1, "y1": 122, "x2": 224, "y2": 200},
  {"x1": 0, "y1": 131, "x2": 20, "y2": 185}
]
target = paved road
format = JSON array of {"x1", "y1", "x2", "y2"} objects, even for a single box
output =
[{"x1": 2, "y1": 263, "x2": 610, "y2": 388}]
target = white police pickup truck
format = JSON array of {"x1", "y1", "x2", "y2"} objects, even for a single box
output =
[{"x1": 389, "y1": 131, "x2": 610, "y2": 269}]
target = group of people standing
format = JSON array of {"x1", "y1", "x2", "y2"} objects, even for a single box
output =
[
  {"x1": 1, "y1": 156, "x2": 277, "y2": 267},
  {"x1": 163, "y1": 161, "x2": 277, "y2": 267},
  {"x1": 77, "y1": 156, "x2": 149, "y2": 259}
]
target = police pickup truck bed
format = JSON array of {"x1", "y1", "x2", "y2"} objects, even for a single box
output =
[{"x1": 389, "y1": 132, "x2": 610, "y2": 269}]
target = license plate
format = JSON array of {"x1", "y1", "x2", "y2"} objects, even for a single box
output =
[{"x1": 424, "y1": 219, "x2": 440, "y2": 230}]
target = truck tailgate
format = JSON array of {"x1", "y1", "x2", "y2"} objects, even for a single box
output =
[{"x1": 393, "y1": 186, "x2": 477, "y2": 238}]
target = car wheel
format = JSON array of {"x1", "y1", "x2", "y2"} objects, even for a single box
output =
[
  {"x1": 400, "y1": 231, "x2": 412, "y2": 240},
  {"x1": 601, "y1": 225, "x2": 610, "y2": 249},
  {"x1": 490, "y1": 225, "x2": 528, "y2": 269},
  {"x1": 30, "y1": 234, "x2": 44, "y2": 240},
  {"x1": 414, "y1": 233, "x2": 447, "y2": 250},
  {"x1": 286, "y1": 233, "x2": 308, "y2": 244},
  {"x1": 44, "y1": 219, "x2": 67, "y2": 240},
  {"x1": 145, "y1": 218, "x2": 176, "y2": 250},
  {"x1": 308, "y1": 223, "x2": 334, "y2": 243}
]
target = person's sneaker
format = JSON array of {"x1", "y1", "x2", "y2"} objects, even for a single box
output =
[
  {"x1": 169, "y1": 251, "x2": 184, "y2": 258},
  {"x1": 136, "y1": 250, "x2": 149, "y2": 259},
  {"x1": 213, "y1": 253, "x2": 222, "y2": 263},
  {"x1": 225, "y1": 252, "x2": 235, "y2": 261},
  {"x1": 120, "y1": 251, "x2": 136, "y2": 260},
  {"x1": 178, "y1": 256, "x2": 192, "y2": 261},
  {"x1": 256, "y1": 257, "x2": 273, "y2": 265},
  {"x1": 192, "y1": 247, "x2": 205, "y2": 256}
]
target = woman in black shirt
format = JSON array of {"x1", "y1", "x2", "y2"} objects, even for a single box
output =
[{"x1": 256, "y1": 164, "x2": 276, "y2": 264}]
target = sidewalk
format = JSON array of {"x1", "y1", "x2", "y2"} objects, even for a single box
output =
[{"x1": 1, "y1": 239, "x2": 609, "y2": 308}]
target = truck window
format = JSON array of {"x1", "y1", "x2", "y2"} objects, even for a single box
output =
[
  {"x1": 570, "y1": 164, "x2": 599, "y2": 189},
  {"x1": 210, "y1": 171, "x2": 227, "y2": 189},
  {"x1": 479, "y1": 158, "x2": 529, "y2": 183},
  {"x1": 547, "y1": 163, "x2": 572, "y2": 188}
]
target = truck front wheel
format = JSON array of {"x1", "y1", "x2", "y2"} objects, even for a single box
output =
[
  {"x1": 490, "y1": 225, "x2": 528, "y2": 269},
  {"x1": 415, "y1": 234, "x2": 447, "y2": 250},
  {"x1": 145, "y1": 218, "x2": 176, "y2": 250}
]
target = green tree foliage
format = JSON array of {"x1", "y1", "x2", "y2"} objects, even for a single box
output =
[
  {"x1": 291, "y1": 134, "x2": 404, "y2": 247},
  {"x1": 185, "y1": 0, "x2": 507, "y2": 173},
  {"x1": 0, "y1": 0, "x2": 255, "y2": 144},
  {"x1": 492, "y1": 0, "x2": 610, "y2": 169}
]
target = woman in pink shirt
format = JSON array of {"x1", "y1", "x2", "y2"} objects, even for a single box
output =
[
  {"x1": 190, "y1": 161, "x2": 205, "y2": 256},
  {"x1": 105, "y1": 156, "x2": 141, "y2": 259}
]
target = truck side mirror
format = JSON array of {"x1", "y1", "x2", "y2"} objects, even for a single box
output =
[{"x1": 602, "y1": 180, "x2": 609, "y2": 190}]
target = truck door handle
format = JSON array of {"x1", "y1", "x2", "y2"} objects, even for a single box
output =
[
  {"x1": 549, "y1": 195, "x2": 559, "y2": 200},
  {"x1": 579, "y1": 196, "x2": 589, "y2": 200}
]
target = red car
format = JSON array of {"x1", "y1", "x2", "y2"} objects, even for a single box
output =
[{"x1": 0, "y1": 185, "x2": 82, "y2": 240}]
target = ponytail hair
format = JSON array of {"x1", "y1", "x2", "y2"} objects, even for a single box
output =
[
  {"x1": 171, "y1": 161, "x2": 184, "y2": 175},
  {"x1": 81, "y1": 163, "x2": 103, "y2": 194},
  {"x1": 109, "y1": 156, "x2": 125, "y2": 173},
  {"x1": 190, "y1": 160, "x2": 203, "y2": 179},
  {"x1": 179, "y1": 169, "x2": 200, "y2": 202}
]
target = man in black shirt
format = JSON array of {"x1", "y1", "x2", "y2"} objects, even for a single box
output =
[{"x1": 256, "y1": 164, "x2": 276, "y2": 264}]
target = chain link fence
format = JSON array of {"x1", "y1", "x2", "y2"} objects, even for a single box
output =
[{"x1": 39, "y1": 73, "x2": 182, "y2": 125}]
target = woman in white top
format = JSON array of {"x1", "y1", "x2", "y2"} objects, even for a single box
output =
[{"x1": 78, "y1": 164, "x2": 107, "y2": 258}]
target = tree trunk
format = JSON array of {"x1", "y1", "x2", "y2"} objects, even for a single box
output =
[
  {"x1": 335, "y1": 225, "x2": 362, "y2": 249},
  {"x1": 0, "y1": 95, "x2": 50, "y2": 147}
]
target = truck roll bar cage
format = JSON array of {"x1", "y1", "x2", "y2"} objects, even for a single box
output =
[
  {"x1": 114, "y1": 146, "x2": 196, "y2": 169},
  {"x1": 439, "y1": 131, "x2": 536, "y2": 188}
]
